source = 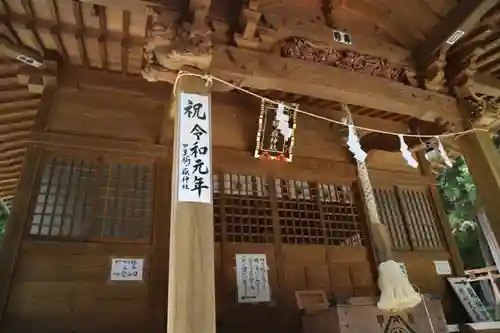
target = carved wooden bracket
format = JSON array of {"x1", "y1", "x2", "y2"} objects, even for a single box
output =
[{"x1": 142, "y1": 5, "x2": 213, "y2": 82}]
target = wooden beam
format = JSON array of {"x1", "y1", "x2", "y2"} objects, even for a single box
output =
[
  {"x1": 56, "y1": 66, "x2": 170, "y2": 101},
  {"x1": 121, "y1": 10, "x2": 130, "y2": 74},
  {"x1": 167, "y1": 72, "x2": 215, "y2": 333},
  {"x1": 98, "y1": 5, "x2": 108, "y2": 70},
  {"x1": 46, "y1": 0, "x2": 67, "y2": 60},
  {"x1": 78, "y1": 0, "x2": 163, "y2": 12},
  {"x1": 20, "y1": 0, "x2": 45, "y2": 54},
  {"x1": 72, "y1": 0, "x2": 89, "y2": 68},
  {"x1": 472, "y1": 73, "x2": 500, "y2": 96},
  {"x1": 414, "y1": 0, "x2": 499, "y2": 64},
  {"x1": 29, "y1": 131, "x2": 167, "y2": 158},
  {"x1": 209, "y1": 46, "x2": 462, "y2": 123}
]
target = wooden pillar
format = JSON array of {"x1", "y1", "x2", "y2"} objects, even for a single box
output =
[
  {"x1": 458, "y1": 130, "x2": 500, "y2": 253},
  {"x1": 167, "y1": 74, "x2": 216, "y2": 333}
]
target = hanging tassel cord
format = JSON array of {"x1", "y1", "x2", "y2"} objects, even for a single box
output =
[{"x1": 341, "y1": 103, "x2": 422, "y2": 312}]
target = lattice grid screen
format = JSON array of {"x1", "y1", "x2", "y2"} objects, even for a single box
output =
[
  {"x1": 399, "y1": 189, "x2": 443, "y2": 249},
  {"x1": 275, "y1": 179, "x2": 324, "y2": 244},
  {"x1": 213, "y1": 173, "x2": 274, "y2": 243},
  {"x1": 30, "y1": 155, "x2": 154, "y2": 241},
  {"x1": 319, "y1": 183, "x2": 364, "y2": 246},
  {"x1": 374, "y1": 188, "x2": 411, "y2": 250}
]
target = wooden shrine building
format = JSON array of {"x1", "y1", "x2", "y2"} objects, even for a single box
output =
[{"x1": 1, "y1": 0, "x2": 500, "y2": 332}]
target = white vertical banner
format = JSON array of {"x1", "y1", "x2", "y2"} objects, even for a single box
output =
[
  {"x1": 235, "y1": 254, "x2": 271, "y2": 303},
  {"x1": 177, "y1": 92, "x2": 212, "y2": 203}
]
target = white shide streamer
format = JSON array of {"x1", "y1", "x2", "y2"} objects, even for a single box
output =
[{"x1": 398, "y1": 134, "x2": 419, "y2": 168}]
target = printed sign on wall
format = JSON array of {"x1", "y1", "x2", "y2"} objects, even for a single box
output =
[
  {"x1": 235, "y1": 254, "x2": 271, "y2": 303},
  {"x1": 433, "y1": 260, "x2": 452, "y2": 275},
  {"x1": 448, "y1": 277, "x2": 492, "y2": 322},
  {"x1": 110, "y1": 258, "x2": 144, "y2": 281},
  {"x1": 178, "y1": 92, "x2": 212, "y2": 203}
]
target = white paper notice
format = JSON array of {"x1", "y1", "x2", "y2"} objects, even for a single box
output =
[
  {"x1": 433, "y1": 260, "x2": 452, "y2": 275},
  {"x1": 448, "y1": 277, "x2": 492, "y2": 322},
  {"x1": 236, "y1": 254, "x2": 271, "y2": 303},
  {"x1": 178, "y1": 92, "x2": 212, "y2": 203},
  {"x1": 110, "y1": 258, "x2": 144, "y2": 281}
]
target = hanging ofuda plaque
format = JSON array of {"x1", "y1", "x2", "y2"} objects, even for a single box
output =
[
  {"x1": 110, "y1": 258, "x2": 144, "y2": 281},
  {"x1": 177, "y1": 92, "x2": 212, "y2": 203},
  {"x1": 235, "y1": 254, "x2": 271, "y2": 303},
  {"x1": 255, "y1": 100, "x2": 297, "y2": 162}
]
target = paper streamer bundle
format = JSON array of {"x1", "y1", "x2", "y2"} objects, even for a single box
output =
[{"x1": 343, "y1": 104, "x2": 421, "y2": 312}]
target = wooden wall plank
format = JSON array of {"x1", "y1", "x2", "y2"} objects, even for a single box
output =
[
  {"x1": 48, "y1": 88, "x2": 163, "y2": 143},
  {"x1": 0, "y1": 145, "x2": 42, "y2": 322}
]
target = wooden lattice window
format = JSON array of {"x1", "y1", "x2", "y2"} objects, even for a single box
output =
[
  {"x1": 374, "y1": 188, "x2": 411, "y2": 250},
  {"x1": 398, "y1": 188, "x2": 443, "y2": 249},
  {"x1": 319, "y1": 183, "x2": 365, "y2": 246},
  {"x1": 30, "y1": 155, "x2": 154, "y2": 241},
  {"x1": 275, "y1": 179, "x2": 324, "y2": 244},
  {"x1": 213, "y1": 173, "x2": 274, "y2": 243},
  {"x1": 213, "y1": 174, "x2": 222, "y2": 242}
]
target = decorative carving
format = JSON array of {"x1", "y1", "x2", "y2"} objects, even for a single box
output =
[
  {"x1": 463, "y1": 93, "x2": 500, "y2": 120},
  {"x1": 422, "y1": 49, "x2": 447, "y2": 92},
  {"x1": 142, "y1": 7, "x2": 213, "y2": 80},
  {"x1": 280, "y1": 37, "x2": 411, "y2": 84}
]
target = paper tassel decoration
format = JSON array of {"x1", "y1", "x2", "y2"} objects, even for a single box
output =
[
  {"x1": 398, "y1": 134, "x2": 418, "y2": 168},
  {"x1": 436, "y1": 137, "x2": 453, "y2": 167},
  {"x1": 347, "y1": 124, "x2": 367, "y2": 163}
]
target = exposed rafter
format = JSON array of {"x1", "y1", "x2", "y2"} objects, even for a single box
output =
[
  {"x1": 0, "y1": 35, "x2": 42, "y2": 65},
  {"x1": 414, "y1": 0, "x2": 499, "y2": 66},
  {"x1": 78, "y1": 0, "x2": 164, "y2": 11}
]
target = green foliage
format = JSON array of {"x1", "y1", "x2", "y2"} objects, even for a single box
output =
[
  {"x1": 454, "y1": 229, "x2": 485, "y2": 269},
  {"x1": 437, "y1": 156, "x2": 477, "y2": 232},
  {"x1": 0, "y1": 203, "x2": 8, "y2": 244},
  {"x1": 436, "y1": 134, "x2": 500, "y2": 269}
]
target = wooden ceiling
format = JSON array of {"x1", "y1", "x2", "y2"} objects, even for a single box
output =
[
  {"x1": 0, "y1": 0, "x2": 499, "y2": 203},
  {"x1": 0, "y1": 0, "x2": 462, "y2": 74},
  {"x1": 0, "y1": 58, "x2": 38, "y2": 202},
  {"x1": 0, "y1": 0, "x2": 148, "y2": 74},
  {"x1": 329, "y1": 0, "x2": 458, "y2": 49},
  {"x1": 448, "y1": 4, "x2": 500, "y2": 79}
]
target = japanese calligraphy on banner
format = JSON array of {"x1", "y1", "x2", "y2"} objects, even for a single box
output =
[
  {"x1": 235, "y1": 254, "x2": 271, "y2": 303},
  {"x1": 178, "y1": 92, "x2": 212, "y2": 203},
  {"x1": 447, "y1": 277, "x2": 492, "y2": 322},
  {"x1": 110, "y1": 258, "x2": 144, "y2": 281}
]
